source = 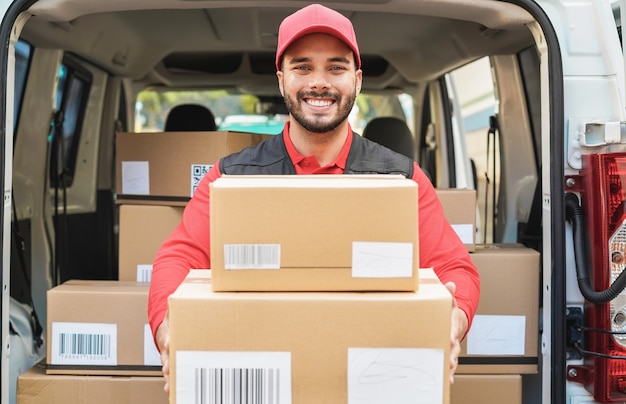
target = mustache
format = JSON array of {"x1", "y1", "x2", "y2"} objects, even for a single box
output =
[{"x1": 298, "y1": 90, "x2": 340, "y2": 100}]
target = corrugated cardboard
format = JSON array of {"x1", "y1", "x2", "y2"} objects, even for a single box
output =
[
  {"x1": 115, "y1": 131, "x2": 270, "y2": 204},
  {"x1": 451, "y1": 374, "x2": 522, "y2": 404},
  {"x1": 17, "y1": 363, "x2": 168, "y2": 404},
  {"x1": 169, "y1": 269, "x2": 451, "y2": 404},
  {"x1": 436, "y1": 189, "x2": 476, "y2": 252},
  {"x1": 46, "y1": 280, "x2": 161, "y2": 376},
  {"x1": 118, "y1": 204, "x2": 184, "y2": 282},
  {"x1": 210, "y1": 175, "x2": 419, "y2": 291},
  {"x1": 458, "y1": 244, "x2": 540, "y2": 374}
]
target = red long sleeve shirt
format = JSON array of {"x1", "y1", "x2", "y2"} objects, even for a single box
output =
[{"x1": 148, "y1": 123, "x2": 480, "y2": 339}]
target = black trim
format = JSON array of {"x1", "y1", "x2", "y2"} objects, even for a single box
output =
[
  {"x1": 459, "y1": 356, "x2": 538, "y2": 366},
  {"x1": 117, "y1": 194, "x2": 191, "y2": 203},
  {"x1": 45, "y1": 364, "x2": 162, "y2": 372},
  {"x1": 503, "y1": 1, "x2": 565, "y2": 404}
]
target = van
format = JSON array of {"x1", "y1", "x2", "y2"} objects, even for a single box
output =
[{"x1": 2, "y1": 0, "x2": 625, "y2": 403}]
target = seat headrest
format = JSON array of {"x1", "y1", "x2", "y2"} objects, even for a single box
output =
[
  {"x1": 362, "y1": 117, "x2": 415, "y2": 160},
  {"x1": 164, "y1": 104, "x2": 217, "y2": 132}
]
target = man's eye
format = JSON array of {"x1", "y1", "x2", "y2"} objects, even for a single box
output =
[
  {"x1": 294, "y1": 65, "x2": 310, "y2": 71},
  {"x1": 330, "y1": 65, "x2": 347, "y2": 71}
]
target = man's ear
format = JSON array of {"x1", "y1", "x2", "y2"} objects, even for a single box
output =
[
  {"x1": 355, "y1": 69, "x2": 363, "y2": 95},
  {"x1": 276, "y1": 70, "x2": 285, "y2": 97}
]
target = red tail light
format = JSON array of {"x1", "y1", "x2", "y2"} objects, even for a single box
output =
[{"x1": 567, "y1": 152, "x2": 626, "y2": 402}]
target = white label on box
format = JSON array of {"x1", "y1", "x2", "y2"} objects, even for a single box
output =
[
  {"x1": 352, "y1": 242, "x2": 413, "y2": 278},
  {"x1": 121, "y1": 161, "x2": 150, "y2": 195},
  {"x1": 191, "y1": 164, "x2": 212, "y2": 196},
  {"x1": 50, "y1": 322, "x2": 117, "y2": 365},
  {"x1": 176, "y1": 351, "x2": 291, "y2": 404},
  {"x1": 224, "y1": 244, "x2": 281, "y2": 269},
  {"x1": 348, "y1": 347, "x2": 444, "y2": 404},
  {"x1": 451, "y1": 224, "x2": 474, "y2": 244},
  {"x1": 466, "y1": 314, "x2": 526, "y2": 355},
  {"x1": 137, "y1": 264, "x2": 153, "y2": 282},
  {"x1": 143, "y1": 324, "x2": 161, "y2": 366}
]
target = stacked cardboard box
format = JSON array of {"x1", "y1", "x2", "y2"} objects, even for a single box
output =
[
  {"x1": 15, "y1": 280, "x2": 169, "y2": 404},
  {"x1": 115, "y1": 130, "x2": 271, "y2": 281},
  {"x1": 115, "y1": 131, "x2": 271, "y2": 204},
  {"x1": 460, "y1": 244, "x2": 541, "y2": 375},
  {"x1": 209, "y1": 175, "x2": 421, "y2": 291},
  {"x1": 169, "y1": 269, "x2": 452, "y2": 404},
  {"x1": 45, "y1": 280, "x2": 161, "y2": 376},
  {"x1": 166, "y1": 175, "x2": 456, "y2": 403},
  {"x1": 430, "y1": 187, "x2": 538, "y2": 403},
  {"x1": 436, "y1": 189, "x2": 476, "y2": 252},
  {"x1": 451, "y1": 374, "x2": 522, "y2": 404},
  {"x1": 17, "y1": 131, "x2": 274, "y2": 403},
  {"x1": 17, "y1": 363, "x2": 168, "y2": 404},
  {"x1": 118, "y1": 204, "x2": 183, "y2": 282},
  {"x1": 425, "y1": 190, "x2": 535, "y2": 402}
]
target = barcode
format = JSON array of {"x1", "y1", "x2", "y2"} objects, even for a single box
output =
[
  {"x1": 195, "y1": 367, "x2": 280, "y2": 404},
  {"x1": 58, "y1": 332, "x2": 112, "y2": 359},
  {"x1": 224, "y1": 244, "x2": 280, "y2": 269},
  {"x1": 137, "y1": 264, "x2": 153, "y2": 282}
]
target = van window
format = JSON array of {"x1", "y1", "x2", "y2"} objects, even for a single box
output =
[
  {"x1": 446, "y1": 57, "x2": 498, "y2": 243},
  {"x1": 13, "y1": 39, "x2": 32, "y2": 136},
  {"x1": 49, "y1": 58, "x2": 92, "y2": 187},
  {"x1": 135, "y1": 89, "x2": 413, "y2": 135}
]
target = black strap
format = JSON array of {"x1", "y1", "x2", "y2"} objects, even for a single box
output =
[{"x1": 483, "y1": 115, "x2": 499, "y2": 243}]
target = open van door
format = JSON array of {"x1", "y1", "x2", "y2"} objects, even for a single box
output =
[{"x1": 4, "y1": 0, "x2": 626, "y2": 403}]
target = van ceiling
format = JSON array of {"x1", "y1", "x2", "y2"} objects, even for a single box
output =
[{"x1": 21, "y1": 0, "x2": 536, "y2": 93}]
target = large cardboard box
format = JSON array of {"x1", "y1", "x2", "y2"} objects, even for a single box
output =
[
  {"x1": 436, "y1": 189, "x2": 476, "y2": 252},
  {"x1": 169, "y1": 269, "x2": 451, "y2": 404},
  {"x1": 46, "y1": 280, "x2": 161, "y2": 376},
  {"x1": 115, "y1": 131, "x2": 270, "y2": 204},
  {"x1": 458, "y1": 244, "x2": 540, "y2": 374},
  {"x1": 450, "y1": 374, "x2": 522, "y2": 404},
  {"x1": 17, "y1": 363, "x2": 168, "y2": 404},
  {"x1": 210, "y1": 175, "x2": 419, "y2": 291},
  {"x1": 118, "y1": 204, "x2": 184, "y2": 282}
]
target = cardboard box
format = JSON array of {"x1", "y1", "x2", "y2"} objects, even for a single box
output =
[
  {"x1": 458, "y1": 244, "x2": 540, "y2": 374},
  {"x1": 17, "y1": 363, "x2": 168, "y2": 404},
  {"x1": 46, "y1": 280, "x2": 161, "y2": 376},
  {"x1": 436, "y1": 189, "x2": 476, "y2": 252},
  {"x1": 115, "y1": 131, "x2": 270, "y2": 204},
  {"x1": 118, "y1": 204, "x2": 184, "y2": 282},
  {"x1": 210, "y1": 175, "x2": 419, "y2": 291},
  {"x1": 451, "y1": 374, "x2": 522, "y2": 404},
  {"x1": 169, "y1": 269, "x2": 451, "y2": 404}
]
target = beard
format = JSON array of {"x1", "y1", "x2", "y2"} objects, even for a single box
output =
[{"x1": 284, "y1": 89, "x2": 356, "y2": 133}]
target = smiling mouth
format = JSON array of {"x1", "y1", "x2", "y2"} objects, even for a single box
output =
[{"x1": 305, "y1": 98, "x2": 334, "y2": 107}]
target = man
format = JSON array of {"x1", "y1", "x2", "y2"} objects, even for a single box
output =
[{"x1": 148, "y1": 3, "x2": 480, "y2": 393}]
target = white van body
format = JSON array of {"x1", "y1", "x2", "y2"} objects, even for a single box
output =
[{"x1": 1, "y1": 0, "x2": 626, "y2": 403}]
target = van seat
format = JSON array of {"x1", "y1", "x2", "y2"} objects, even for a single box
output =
[
  {"x1": 362, "y1": 116, "x2": 415, "y2": 160},
  {"x1": 164, "y1": 104, "x2": 217, "y2": 131}
]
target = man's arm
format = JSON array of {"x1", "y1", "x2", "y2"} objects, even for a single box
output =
[{"x1": 148, "y1": 162, "x2": 222, "y2": 339}]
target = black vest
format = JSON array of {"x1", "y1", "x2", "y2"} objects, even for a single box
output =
[{"x1": 219, "y1": 132, "x2": 414, "y2": 178}]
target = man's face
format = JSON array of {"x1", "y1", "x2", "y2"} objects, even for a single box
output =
[{"x1": 277, "y1": 33, "x2": 362, "y2": 134}]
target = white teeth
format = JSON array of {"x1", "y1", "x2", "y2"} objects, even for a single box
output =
[{"x1": 307, "y1": 99, "x2": 333, "y2": 107}]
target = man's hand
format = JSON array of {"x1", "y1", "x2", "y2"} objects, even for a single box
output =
[
  {"x1": 155, "y1": 315, "x2": 171, "y2": 393},
  {"x1": 445, "y1": 282, "x2": 468, "y2": 384}
]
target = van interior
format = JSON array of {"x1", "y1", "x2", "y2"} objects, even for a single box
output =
[{"x1": 8, "y1": 1, "x2": 551, "y2": 403}]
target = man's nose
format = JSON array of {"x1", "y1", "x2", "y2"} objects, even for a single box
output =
[{"x1": 308, "y1": 70, "x2": 331, "y2": 91}]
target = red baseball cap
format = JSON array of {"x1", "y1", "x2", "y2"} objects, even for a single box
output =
[{"x1": 275, "y1": 4, "x2": 361, "y2": 70}]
